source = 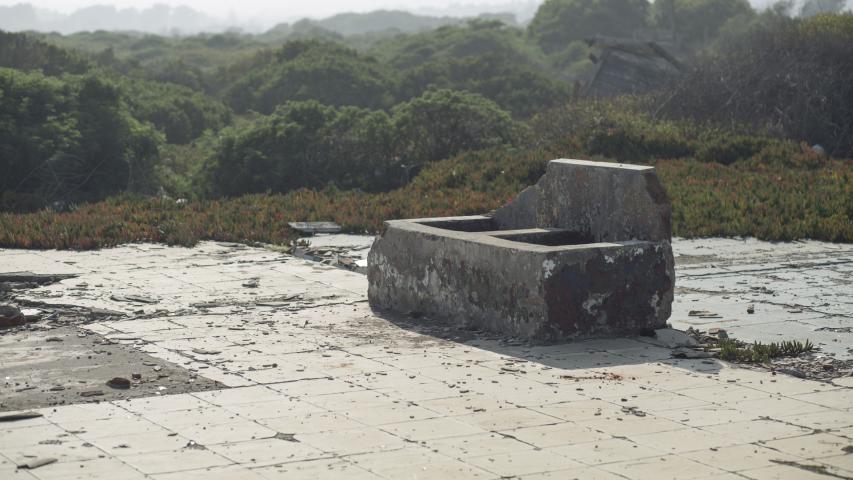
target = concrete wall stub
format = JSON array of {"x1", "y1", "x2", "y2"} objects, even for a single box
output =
[
  {"x1": 367, "y1": 159, "x2": 675, "y2": 343},
  {"x1": 492, "y1": 159, "x2": 671, "y2": 242}
]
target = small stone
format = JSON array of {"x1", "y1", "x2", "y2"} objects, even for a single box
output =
[
  {"x1": 747, "y1": 304, "x2": 755, "y2": 314},
  {"x1": 0, "y1": 305, "x2": 25, "y2": 328},
  {"x1": 106, "y1": 377, "x2": 131, "y2": 389},
  {"x1": 273, "y1": 432, "x2": 298, "y2": 442},
  {"x1": 131, "y1": 373, "x2": 142, "y2": 380},
  {"x1": 777, "y1": 368, "x2": 807, "y2": 379}
]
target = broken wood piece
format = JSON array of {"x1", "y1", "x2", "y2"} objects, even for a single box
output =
[
  {"x1": 110, "y1": 294, "x2": 158, "y2": 304},
  {"x1": 17, "y1": 457, "x2": 57, "y2": 469},
  {"x1": 288, "y1": 222, "x2": 341, "y2": 235},
  {"x1": 0, "y1": 412, "x2": 43, "y2": 422},
  {"x1": 191, "y1": 348, "x2": 222, "y2": 355}
]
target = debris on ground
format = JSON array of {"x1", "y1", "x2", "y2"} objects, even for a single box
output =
[
  {"x1": 191, "y1": 348, "x2": 221, "y2": 355},
  {"x1": 110, "y1": 294, "x2": 159, "y2": 304},
  {"x1": 17, "y1": 457, "x2": 58, "y2": 469},
  {"x1": 0, "y1": 304, "x2": 25, "y2": 328},
  {"x1": 668, "y1": 327, "x2": 852, "y2": 381},
  {"x1": 671, "y1": 347, "x2": 714, "y2": 359},
  {"x1": 287, "y1": 221, "x2": 342, "y2": 235},
  {"x1": 106, "y1": 377, "x2": 131, "y2": 389},
  {"x1": 273, "y1": 432, "x2": 299, "y2": 442},
  {"x1": 0, "y1": 411, "x2": 43, "y2": 422},
  {"x1": 0, "y1": 272, "x2": 76, "y2": 285},
  {"x1": 652, "y1": 328, "x2": 699, "y2": 348},
  {"x1": 293, "y1": 244, "x2": 368, "y2": 273}
]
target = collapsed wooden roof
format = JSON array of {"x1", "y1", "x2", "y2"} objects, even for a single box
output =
[{"x1": 584, "y1": 37, "x2": 684, "y2": 97}]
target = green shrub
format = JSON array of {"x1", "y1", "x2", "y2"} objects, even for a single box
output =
[
  {"x1": 662, "y1": 13, "x2": 853, "y2": 158},
  {"x1": 695, "y1": 134, "x2": 771, "y2": 165},
  {"x1": 224, "y1": 41, "x2": 397, "y2": 113},
  {"x1": 0, "y1": 68, "x2": 162, "y2": 208},
  {"x1": 118, "y1": 77, "x2": 232, "y2": 144},
  {"x1": 531, "y1": 98, "x2": 694, "y2": 161}
]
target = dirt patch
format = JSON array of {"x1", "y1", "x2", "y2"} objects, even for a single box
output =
[
  {"x1": 1, "y1": 274, "x2": 224, "y2": 411},
  {"x1": 0, "y1": 325, "x2": 223, "y2": 411}
]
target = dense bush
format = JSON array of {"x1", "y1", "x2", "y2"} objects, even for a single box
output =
[
  {"x1": 224, "y1": 41, "x2": 397, "y2": 113},
  {"x1": 0, "y1": 30, "x2": 91, "y2": 75},
  {"x1": 208, "y1": 89, "x2": 523, "y2": 196},
  {"x1": 118, "y1": 77, "x2": 231, "y2": 144},
  {"x1": 0, "y1": 68, "x2": 162, "y2": 209},
  {"x1": 661, "y1": 13, "x2": 853, "y2": 158},
  {"x1": 374, "y1": 19, "x2": 540, "y2": 70},
  {"x1": 650, "y1": 0, "x2": 753, "y2": 51},
  {"x1": 528, "y1": 0, "x2": 650, "y2": 54},
  {"x1": 392, "y1": 89, "x2": 526, "y2": 169},
  {"x1": 531, "y1": 98, "x2": 695, "y2": 160},
  {"x1": 209, "y1": 101, "x2": 396, "y2": 196},
  {"x1": 694, "y1": 134, "x2": 770, "y2": 165},
  {"x1": 398, "y1": 52, "x2": 570, "y2": 117}
]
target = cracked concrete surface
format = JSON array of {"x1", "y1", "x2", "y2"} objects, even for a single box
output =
[
  {"x1": 0, "y1": 237, "x2": 851, "y2": 480},
  {"x1": 671, "y1": 238, "x2": 853, "y2": 360}
]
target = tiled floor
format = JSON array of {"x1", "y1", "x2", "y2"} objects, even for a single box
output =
[{"x1": 1, "y1": 239, "x2": 852, "y2": 479}]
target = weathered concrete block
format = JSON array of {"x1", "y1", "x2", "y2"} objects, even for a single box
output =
[{"x1": 367, "y1": 159, "x2": 675, "y2": 343}]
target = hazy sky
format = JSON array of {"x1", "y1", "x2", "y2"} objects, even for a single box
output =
[{"x1": 1, "y1": 1, "x2": 535, "y2": 20}]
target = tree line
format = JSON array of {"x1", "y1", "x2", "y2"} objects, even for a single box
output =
[{"x1": 0, "y1": 0, "x2": 851, "y2": 212}]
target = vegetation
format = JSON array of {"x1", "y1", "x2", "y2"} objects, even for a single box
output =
[
  {"x1": 2, "y1": 146, "x2": 850, "y2": 249},
  {"x1": 718, "y1": 338, "x2": 815, "y2": 363},
  {"x1": 650, "y1": 0, "x2": 754, "y2": 51},
  {"x1": 0, "y1": 30, "x2": 90, "y2": 75},
  {"x1": 0, "y1": 3, "x2": 850, "y2": 248},
  {"x1": 118, "y1": 77, "x2": 231, "y2": 144},
  {"x1": 529, "y1": 0, "x2": 649, "y2": 53},
  {"x1": 0, "y1": 68, "x2": 161, "y2": 210},
  {"x1": 662, "y1": 13, "x2": 853, "y2": 158},
  {"x1": 223, "y1": 41, "x2": 397, "y2": 113}
]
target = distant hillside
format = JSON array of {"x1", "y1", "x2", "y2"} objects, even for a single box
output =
[
  {"x1": 316, "y1": 10, "x2": 466, "y2": 35},
  {"x1": 261, "y1": 10, "x2": 520, "y2": 41},
  {"x1": 0, "y1": 3, "x2": 226, "y2": 35},
  {"x1": 0, "y1": 4, "x2": 524, "y2": 37}
]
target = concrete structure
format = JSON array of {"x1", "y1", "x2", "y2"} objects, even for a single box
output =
[{"x1": 368, "y1": 159, "x2": 675, "y2": 342}]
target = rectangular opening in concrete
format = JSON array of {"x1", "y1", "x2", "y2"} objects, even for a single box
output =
[
  {"x1": 417, "y1": 217, "x2": 497, "y2": 232},
  {"x1": 492, "y1": 229, "x2": 595, "y2": 246}
]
